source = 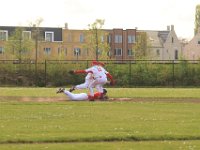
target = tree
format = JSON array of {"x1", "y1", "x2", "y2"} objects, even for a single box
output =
[
  {"x1": 195, "y1": 5, "x2": 200, "y2": 35},
  {"x1": 5, "y1": 27, "x2": 34, "y2": 61},
  {"x1": 134, "y1": 32, "x2": 148, "y2": 59},
  {"x1": 84, "y1": 19, "x2": 110, "y2": 60},
  {"x1": 29, "y1": 17, "x2": 43, "y2": 63},
  {"x1": 29, "y1": 18, "x2": 43, "y2": 86}
]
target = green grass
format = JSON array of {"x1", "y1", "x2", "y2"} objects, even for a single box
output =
[
  {"x1": 0, "y1": 141, "x2": 200, "y2": 150},
  {"x1": 1, "y1": 87, "x2": 200, "y2": 149},
  {"x1": 1, "y1": 87, "x2": 200, "y2": 98},
  {"x1": 0, "y1": 87, "x2": 59, "y2": 97}
]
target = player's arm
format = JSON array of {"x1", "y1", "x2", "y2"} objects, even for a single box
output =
[
  {"x1": 69, "y1": 70, "x2": 93, "y2": 74},
  {"x1": 106, "y1": 72, "x2": 115, "y2": 85}
]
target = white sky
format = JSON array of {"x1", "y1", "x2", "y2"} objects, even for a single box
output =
[{"x1": 1, "y1": 0, "x2": 200, "y2": 40}]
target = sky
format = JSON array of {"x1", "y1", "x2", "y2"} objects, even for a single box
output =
[{"x1": 1, "y1": 0, "x2": 200, "y2": 40}]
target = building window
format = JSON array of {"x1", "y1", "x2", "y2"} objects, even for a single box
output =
[
  {"x1": 0, "y1": 30, "x2": 8, "y2": 41},
  {"x1": 58, "y1": 48, "x2": 67, "y2": 56},
  {"x1": 64, "y1": 48, "x2": 67, "y2": 55},
  {"x1": 172, "y1": 37, "x2": 174, "y2": 43},
  {"x1": 23, "y1": 31, "x2": 31, "y2": 40},
  {"x1": 198, "y1": 39, "x2": 200, "y2": 44},
  {"x1": 58, "y1": 48, "x2": 61, "y2": 54},
  {"x1": 100, "y1": 35, "x2": 104, "y2": 42},
  {"x1": 156, "y1": 49, "x2": 160, "y2": 56},
  {"x1": 108, "y1": 35, "x2": 111, "y2": 43},
  {"x1": 115, "y1": 35, "x2": 122, "y2": 43},
  {"x1": 97, "y1": 49, "x2": 102, "y2": 55},
  {"x1": 128, "y1": 35, "x2": 135, "y2": 43},
  {"x1": 74, "y1": 48, "x2": 81, "y2": 56},
  {"x1": 0, "y1": 47, "x2": 4, "y2": 54},
  {"x1": 127, "y1": 49, "x2": 133, "y2": 56},
  {"x1": 67, "y1": 33, "x2": 72, "y2": 42},
  {"x1": 44, "y1": 48, "x2": 51, "y2": 55},
  {"x1": 114, "y1": 48, "x2": 122, "y2": 56},
  {"x1": 21, "y1": 49, "x2": 29, "y2": 54},
  {"x1": 80, "y1": 34, "x2": 84, "y2": 43},
  {"x1": 45, "y1": 32, "x2": 54, "y2": 42},
  {"x1": 175, "y1": 50, "x2": 178, "y2": 60}
]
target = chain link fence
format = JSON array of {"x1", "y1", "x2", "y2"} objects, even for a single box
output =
[{"x1": 0, "y1": 59, "x2": 200, "y2": 87}]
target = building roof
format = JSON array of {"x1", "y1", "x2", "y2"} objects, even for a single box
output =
[
  {"x1": 0, "y1": 26, "x2": 63, "y2": 41},
  {"x1": 140, "y1": 30, "x2": 170, "y2": 48}
]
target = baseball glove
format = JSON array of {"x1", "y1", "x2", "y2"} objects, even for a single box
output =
[
  {"x1": 110, "y1": 80, "x2": 116, "y2": 86},
  {"x1": 69, "y1": 70, "x2": 74, "y2": 75}
]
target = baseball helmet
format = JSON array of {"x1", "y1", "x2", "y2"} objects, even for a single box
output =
[{"x1": 103, "y1": 88, "x2": 107, "y2": 94}]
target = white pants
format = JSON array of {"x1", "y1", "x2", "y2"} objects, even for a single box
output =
[
  {"x1": 88, "y1": 77, "x2": 107, "y2": 96},
  {"x1": 64, "y1": 90, "x2": 88, "y2": 101},
  {"x1": 75, "y1": 73, "x2": 94, "y2": 89}
]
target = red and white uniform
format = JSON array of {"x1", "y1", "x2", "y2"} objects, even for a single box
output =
[
  {"x1": 85, "y1": 65, "x2": 108, "y2": 96},
  {"x1": 73, "y1": 61, "x2": 114, "y2": 98},
  {"x1": 64, "y1": 90, "x2": 102, "y2": 101},
  {"x1": 75, "y1": 73, "x2": 94, "y2": 90}
]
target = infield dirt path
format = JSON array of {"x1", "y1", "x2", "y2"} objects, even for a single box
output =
[{"x1": 1, "y1": 96, "x2": 200, "y2": 103}]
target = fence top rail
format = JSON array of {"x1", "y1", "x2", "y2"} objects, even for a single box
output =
[{"x1": 1, "y1": 59, "x2": 200, "y2": 64}]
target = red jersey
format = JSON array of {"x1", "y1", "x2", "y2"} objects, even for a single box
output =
[
  {"x1": 88, "y1": 92, "x2": 102, "y2": 100},
  {"x1": 93, "y1": 92, "x2": 102, "y2": 99}
]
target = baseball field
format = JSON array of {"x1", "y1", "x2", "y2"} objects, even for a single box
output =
[{"x1": 1, "y1": 87, "x2": 200, "y2": 150}]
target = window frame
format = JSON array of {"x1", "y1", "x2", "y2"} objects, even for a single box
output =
[
  {"x1": 175, "y1": 49, "x2": 178, "y2": 60},
  {"x1": 80, "y1": 34, "x2": 84, "y2": 43},
  {"x1": 115, "y1": 35, "x2": 122, "y2": 43},
  {"x1": 74, "y1": 48, "x2": 81, "y2": 56},
  {"x1": 114, "y1": 48, "x2": 122, "y2": 56},
  {"x1": 22, "y1": 31, "x2": 31, "y2": 40},
  {"x1": 0, "y1": 30, "x2": 8, "y2": 41},
  {"x1": 44, "y1": 47, "x2": 51, "y2": 55},
  {"x1": 128, "y1": 35, "x2": 135, "y2": 43},
  {"x1": 127, "y1": 49, "x2": 133, "y2": 56},
  {"x1": 45, "y1": 32, "x2": 54, "y2": 42},
  {"x1": 0, "y1": 47, "x2": 4, "y2": 54},
  {"x1": 156, "y1": 49, "x2": 160, "y2": 56}
]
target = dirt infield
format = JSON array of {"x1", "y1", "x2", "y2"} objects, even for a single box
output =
[{"x1": 1, "y1": 96, "x2": 200, "y2": 103}]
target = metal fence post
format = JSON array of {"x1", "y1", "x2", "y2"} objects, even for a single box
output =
[
  {"x1": 45, "y1": 60, "x2": 47, "y2": 87},
  {"x1": 172, "y1": 60, "x2": 175, "y2": 87},
  {"x1": 129, "y1": 60, "x2": 131, "y2": 87}
]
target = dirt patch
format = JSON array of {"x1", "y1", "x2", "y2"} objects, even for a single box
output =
[
  {"x1": 21, "y1": 97, "x2": 66, "y2": 102},
  {"x1": 110, "y1": 97, "x2": 200, "y2": 103},
  {"x1": 1, "y1": 96, "x2": 200, "y2": 103},
  {"x1": 0, "y1": 96, "x2": 66, "y2": 102}
]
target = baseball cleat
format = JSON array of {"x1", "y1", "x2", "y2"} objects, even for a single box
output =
[
  {"x1": 69, "y1": 86, "x2": 75, "y2": 92},
  {"x1": 56, "y1": 88, "x2": 65, "y2": 94}
]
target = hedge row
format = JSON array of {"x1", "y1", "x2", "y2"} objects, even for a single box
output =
[{"x1": 0, "y1": 60, "x2": 200, "y2": 87}]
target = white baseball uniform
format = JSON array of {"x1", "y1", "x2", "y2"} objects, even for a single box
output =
[
  {"x1": 64, "y1": 90, "x2": 88, "y2": 101},
  {"x1": 75, "y1": 73, "x2": 94, "y2": 90},
  {"x1": 85, "y1": 65, "x2": 108, "y2": 96},
  {"x1": 63, "y1": 90, "x2": 103, "y2": 101}
]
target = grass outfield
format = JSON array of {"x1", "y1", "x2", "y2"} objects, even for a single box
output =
[
  {"x1": 1, "y1": 87, "x2": 200, "y2": 98},
  {"x1": 0, "y1": 87, "x2": 200, "y2": 149}
]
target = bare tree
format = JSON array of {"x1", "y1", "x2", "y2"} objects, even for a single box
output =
[
  {"x1": 84, "y1": 19, "x2": 110, "y2": 60},
  {"x1": 195, "y1": 5, "x2": 200, "y2": 35},
  {"x1": 5, "y1": 27, "x2": 34, "y2": 61},
  {"x1": 134, "y1": 32, "x2": 148, "y2": 59},
  {"x1": 29, "y1": 17, "x2": 43, "y2": 63}
]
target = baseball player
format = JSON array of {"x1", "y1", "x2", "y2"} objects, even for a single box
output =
[
  {"x1": 69, "y1": 61, "x2": 114, "y2": 100},
  {"x1": 56, "y1": 87, "x2": 108, "y2": 101},
  {"x1": 69, "y1": 72, "x2": 94, "y2": 92}
]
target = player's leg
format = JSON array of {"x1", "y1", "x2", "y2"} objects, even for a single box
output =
[
  {"x1": 75, "y1": 79, "x2": 90, "y2": 89},
  {"x1": 64, "y1": 90, "x2": 88, "y2": 101},
  {"x1": 95, "y1": 77, "x2": 107, "y2": 99},
  {"x1": 56, "y1": 87, "x2": 65, "y2": 93},
  {"x1": 88, "y1": 79, "x2": 96, "y2": 97},
  {"x1": 95, "y1": 84, "x2": 103, "y2": 93},
  {"x1": 69, "y1": 74, "x2": 92, "y2": 92}
]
